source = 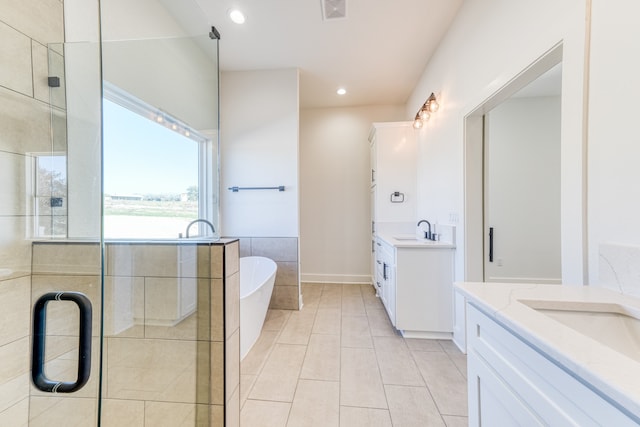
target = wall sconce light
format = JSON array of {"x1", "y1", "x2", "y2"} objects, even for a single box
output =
[{"x1": 413, "y1": 92, "x2": 439, "y2": 129}]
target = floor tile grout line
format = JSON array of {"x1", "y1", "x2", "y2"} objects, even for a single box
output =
[
  {"x1": 284, "y1": 285, "x2": 324, "y2": 426},
  {"x1": 408, "y1": 343, "x2": 460, "y2": 423},
  {"x1": 241, "y1": 308, "x2": 293, "y2": 408},
  {"x1": 365, "y1": 287, "x2": 391, "y2": 414}
]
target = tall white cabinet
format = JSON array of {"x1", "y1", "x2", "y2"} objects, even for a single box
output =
[
  {"x1": 369, "y1": 122, "x2": 417, "y2": 227},
  {"x1": 369, "y1": 122, "x2": 417, "y2": 290},
  {"x1": 369, "y1": 122, "x2": 456, "y2": 338}
]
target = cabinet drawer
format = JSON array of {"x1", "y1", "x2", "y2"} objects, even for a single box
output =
[{"x1": 467, "y1": 304, "x2": 639, "y2": 426}]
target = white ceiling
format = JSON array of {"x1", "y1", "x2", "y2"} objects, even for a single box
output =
[{"x1": 194, "y1": 0, "x2": 463, "y2": 109}]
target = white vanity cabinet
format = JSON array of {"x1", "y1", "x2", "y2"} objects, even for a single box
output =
[
  {"x1": 466, "y1": 303, "x2": 639, "y2": 426},
  {"x1": 395, "y1": 246, "x2": 454, "y2": 337},
  {"x1": 376, "y1": 236, "x2": 455, "y2": 338},
  {"x1": 375, "y1": 238, "x2": 396, "y2": 325}
]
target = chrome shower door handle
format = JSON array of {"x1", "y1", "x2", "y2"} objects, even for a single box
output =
[{"x1": 32, "y1": 291, "x2": 92, "y2": 393}]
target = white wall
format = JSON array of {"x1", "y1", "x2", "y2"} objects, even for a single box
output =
[
  {"x1": 485, "y1": 96, "x2": 561, "y2": 283},
  {"x1": 299, "y1": 105, "x2": 405, "y2": 283},
  {"x1": 588, "y1": 0, "x2": 640, "y2": 294},
  {"x1": 406, "y1": 0, "x2": 589, "y2": 285},
  {"x1": 220, "y1": 69, "x2": 299, "y2": 237}
]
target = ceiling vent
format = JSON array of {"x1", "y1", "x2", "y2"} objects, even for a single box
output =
[{"x1": 321, "y1": 0, "x2": 346, "y2": 20}]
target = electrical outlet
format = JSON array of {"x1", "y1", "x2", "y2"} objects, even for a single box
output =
[
  {"x1": 448, "y1": 212, "x2": 459, "y2": 223},
  {"x1": 497, "y1": 258, "x2": 503, "y2": 267}
]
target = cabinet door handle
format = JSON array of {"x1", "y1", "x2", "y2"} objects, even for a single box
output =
[
  {"x1": 489, "y1": 227, "x2": 494, "y2": 263},
  {"x1": 376, "y1": 260, "x2": 382, "y2": 265},
  {"x1": 32, "y1": 291, "x2": 92, "y2": 393},
  {"x1": 383, "y1": 263, "x2": 388, "y2": 280}
]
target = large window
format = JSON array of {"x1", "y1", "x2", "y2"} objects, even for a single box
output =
[{"x1": 103, "y1": 84, "x2": 211, "y2": 239}]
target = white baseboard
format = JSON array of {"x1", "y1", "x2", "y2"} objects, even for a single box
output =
[
  {"x1": 301, "y1": 273, "x2": 372, "y2": 284},
  {"x1": 400, "y1": 330, "x2": 453, "y2": 340}
]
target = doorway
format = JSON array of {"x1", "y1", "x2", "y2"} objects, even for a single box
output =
[
  {"x1": 464, "y1": 45, "x2": 564, "y2": 283},
  {"x1": 483, "y1": 63, "x2": 562, "y2": 283}
]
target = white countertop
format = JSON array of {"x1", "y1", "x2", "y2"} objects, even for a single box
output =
[
  {"x1": 456, "y1": 282, "x2": 640, "y2": 417},
  {"x1": 377, "y1": 232, "x2": 456, "y2": 249}
]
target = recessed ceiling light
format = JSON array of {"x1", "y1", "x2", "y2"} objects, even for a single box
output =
[
  {"x1": 337, "y1": 88, "x2": 346, "y2": 95},
  {"x1": 229, "y1": 9, "x2": 246, "y2": 24}
]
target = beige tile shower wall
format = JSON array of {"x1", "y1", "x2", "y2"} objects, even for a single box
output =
[
  {"x1": 104, "y1": 242, "x2": 211, "y2": 426},
  {"x1": 0, "y1": 275, "x2": 30, "y2": 423},
  {"x1": 0, "y1": 0, "x2": 64, "y2": 276},
  {"x1": 2, "y1": 0, "x2": 67, "y2": 424},
  {"x1": 231, "y1": 237, "x2": 301, "y2": 310},
  {"x1": 224, "y1": 241, "x2": 240, "y2": 427},
  {"x1": 30, "y1": 243, "x2": 102, "y2": 426},
  {"x1": 30, "y1": 240, "x2": 241, "y2": 426},
  {"x1": 103, "y1": 241, "x2": 238, "y2": 426}
]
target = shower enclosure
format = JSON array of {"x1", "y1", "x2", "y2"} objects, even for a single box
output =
[{"x1": 0, "y1": 0, "x2": 235, "y2": 425}]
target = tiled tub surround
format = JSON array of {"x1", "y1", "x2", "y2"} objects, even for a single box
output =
[
  {"x1": 30, "y1": 239, "x2": 240, "y2": 426},
  {"x1": 231, "y1": 237, "x2": 300, "y2": 310}
]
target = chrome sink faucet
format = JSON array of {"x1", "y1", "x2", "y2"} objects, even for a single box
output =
[
  {"x1": 184, "y1": 219, "x2": 215, "y2": 238},
  {"x1": 417, "y1": 219, "x2": 433, "y2": 240}
]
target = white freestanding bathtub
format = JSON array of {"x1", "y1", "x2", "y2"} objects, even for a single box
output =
[{"x1": 240, "y1": 256, "x2": 277, "y2": 360}]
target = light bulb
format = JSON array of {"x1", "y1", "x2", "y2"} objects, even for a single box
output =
[
  {"x1": 229, "y1": 9, "x2": 246, "y2": 24},
  {"x1": 156, "y1": 116, "x2": 164, "y2": 123},
  {"x1": 337, "y1": 88, "x2": 346, "y2": 95},
  {"x1": 428, "y1": 100, "x2": 439, "y2": 113},
  {"x1": 172, "y1": 124, "x2": 178, "y2": 130},
  {"x1": 413, "y1": 118, "x2": 423, "y2": 129},
  {"x1": 419, "y1": 108, "x2": 430, "y2": 121}
]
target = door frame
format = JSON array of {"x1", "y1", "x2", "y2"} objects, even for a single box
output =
[{"x1": 463, "y1": 43, "x2": 573, "y2": 282}]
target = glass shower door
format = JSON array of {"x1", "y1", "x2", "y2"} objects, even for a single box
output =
[
  {"x1": 0, "y1": 0, "x2": 221, "y2": 424},
  {"x1": 98, "y1": 32, "x2": 221, "y2": 426},
  {"x1": 98, "y1": 0, "x2": 222, "y2": 424},
  {"x1": 0, "y1": 36, "x2": 106, "y2": 425},
  {"x1": 26, "y1": 40, "x2": 104, "y2": 425}
]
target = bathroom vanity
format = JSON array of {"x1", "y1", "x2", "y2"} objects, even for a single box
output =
[
  {"x1": 457, "y1": 282, "x2": 640, "y2": 426},
  {"x1": 368, "y1": 121, "x2": 456, "y2": 339},
  {"x1": 375, "y1": 233, "x2": 455, "y2": 338}
]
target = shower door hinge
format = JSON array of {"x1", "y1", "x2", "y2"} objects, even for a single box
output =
[{"x1": 48, "y1": 76, "x2": 60, "y2": 87}]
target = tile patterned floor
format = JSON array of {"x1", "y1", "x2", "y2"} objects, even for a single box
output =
[{"x1": 240, "y1": 283, "x2": 468, "y2": 427}]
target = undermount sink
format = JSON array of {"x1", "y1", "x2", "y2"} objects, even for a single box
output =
[
  {"x1": 393, "y1": 235, "x2": 440, "y2": 244},
  {"x1": 521, "y1": 299, "x2": 640, "y2": 362},
  {"x1": 393, "y1": 235, "x2": 419, "y2": 240}
]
